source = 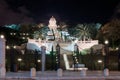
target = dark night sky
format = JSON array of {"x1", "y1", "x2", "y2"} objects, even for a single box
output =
[{"x1": 0, "y1": 0, "x2": 120, "y2": 26}]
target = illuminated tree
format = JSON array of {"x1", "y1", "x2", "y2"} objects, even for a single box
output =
[
  {"x1": 100, "y1": 19, "x2": 120, "y2": 48},
  {"x1": 68, "y1": 23, "x2": 101, "y2": 41},
  {"x1": 75, "y1": 23, "x2": 100, "y2": 41},
  {"x1": 97, "y1": 3, "x2": 120, "y2": 47},
  {"x1": 75, "y1": 24, "x2": 90, "y2": 41}
]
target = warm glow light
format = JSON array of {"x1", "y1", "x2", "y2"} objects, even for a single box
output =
[
  {"x1": 37, "y1": 60, "x2": 41, "y2": 62},
  {"x1": 116, "y1": 47, "x2": 119, "y2": 50},
  {"x1": 13, "y1": 46, "x2": 16, "y2": 49},
  {"x1": 10, "y1": 33, "x2": 13, "y2": 35},
  {"x1": 104, "y1": 40, "x2": 109, "y2": 44},
  {"x1": 98, "y1": 60, "x2": 102, "y2": 63},
  {"x1": 18, "y1": 58, "x2": 22, "y2": 62},
  {"x1": 6, "y1": 46, "x2": 10, "y2": 49},
  {"x1": 0, "y1": 35, "x2": 4, "y2": 38},
  {"x1": 14, "y1": 33, "x2": 16, "y2": 35}
]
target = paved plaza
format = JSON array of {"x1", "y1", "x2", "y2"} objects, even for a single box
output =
[{"x1": 0, "y1": 70, "x2": 120, "y2": 80}]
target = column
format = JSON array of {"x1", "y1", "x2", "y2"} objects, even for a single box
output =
[
  {"x1": 0, "y1": 38, "x2": 6, "y2": 77},
  {"x1": 104, "y1": 40, "x2": 109, "y2": 69},
  {"x1": 41, "y1": 46, "x2": 46, "y2": 72},
  {"x1": 118, "y1": 45, "x2": 120, "y2": 71}
]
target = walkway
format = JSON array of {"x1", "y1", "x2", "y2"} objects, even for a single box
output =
[{"x1": 1, "y1": 71, "x2": 120, "y2": 80}]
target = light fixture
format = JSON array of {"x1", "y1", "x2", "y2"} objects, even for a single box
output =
[
  {"x1": 6, "y1": 45, "x2": 10, "y2": 49},
  {"x1": 104, "y1": 40, "x2": 109, "y2": 45},
  {"x1": 37, "y1": 60, "x2": 41, "y2": 62},
  {"x1": 0, "y1": 35, "x2": 4, "y2": 38},
  {"x1": 18, "y1": 58, "x2": 22, "y2": 62},
  {"x1": 98, "y1": 60, "x2": 102, "y2": 63}
]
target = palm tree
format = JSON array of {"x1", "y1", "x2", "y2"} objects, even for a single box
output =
[
  {"x1": 68, "y1": 23, "x2": 101, "y2": 41},
  {"x1": 75, "y1": 23, "x2": 91, "y2": 41},
  {"x1": 101, "y1": 19, "x2": 120, "y2": 48},
  {"x1": 99, "y1": 3, "x2": 120, "y2": 48}
]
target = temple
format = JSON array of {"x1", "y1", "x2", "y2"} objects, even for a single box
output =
[
  {"x1": 48, "y1": 16, "x2": 57, "y2": 31},
  {"x1": 47, "y1": 16, "x2": 60, "y2": 41},
  {"x1": 26, "y1": 16, "x2": 99, "y2": 70}
]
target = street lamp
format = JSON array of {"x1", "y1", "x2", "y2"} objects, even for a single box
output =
[
  {"x1": 41, "y1": 46, "x2": 46, "y2": 72},
  {"x1": 56, "y1": 43, "x2": 60, "y2": 70},
  {"x1": 98, "y1": 59, "x2": 103, "y2": 70},
  {"x1": 98, "y1": 60, "x2": 102, "y2": 63},
  {"x1": 9, "y1": 45, "x2": 16, "y2": 72},
  {"x1": 73, "y1": 43, "x2": 79, "y2": 71},
  {"x1": 34, "y1": 50, "x2": 39, "y2": 70},
  {"x1": 105, "y1": 40, "x2": 109, "y2": 45},
  {"x1": 0, "y1": 35, "x2": 4, "y2": 39},
  {"x1": 6, "y1": 45, "x2": 10, "y2": 49},
  {"x1": 37, "y1": 59, "x2": 41, "y2": 63},
  {"x1": 18, "y1": 58, "x2": 22, "y2": 71},
  {"x1": 13, "y1": 46, "x2": 16, "y2": 49},
  {"x1": 10, "y1": 45, "x2": 17, "y2": 72},
  {"x1": 104, "y1": 40, "x2": 109, "y2": 69}
]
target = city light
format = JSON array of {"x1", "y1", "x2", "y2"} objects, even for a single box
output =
[
  {"x1": 13, "y1": 46, "x2": 16, "y2": 49},
  {"x1": 37, "y1": 59, "x2": 41, "y2": 62},
  {"x1": 116, "y1": 47, "x2": 119, "y2": 50},
  {"x1": 6, "y1": 45, "x2": 10, "y2": 49},
  {"x1": 104, "y1": 40, "x2": 109, "y2": 45},
  {"x1": 98, "y1": 60, "x2": 102, "y2": 63},
  {"x1": 0, "y1": 35, "x2": 4, "y2": 38},
  {"x1": 18, "y1": 58, "x2": 22, "y2": 62}
]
